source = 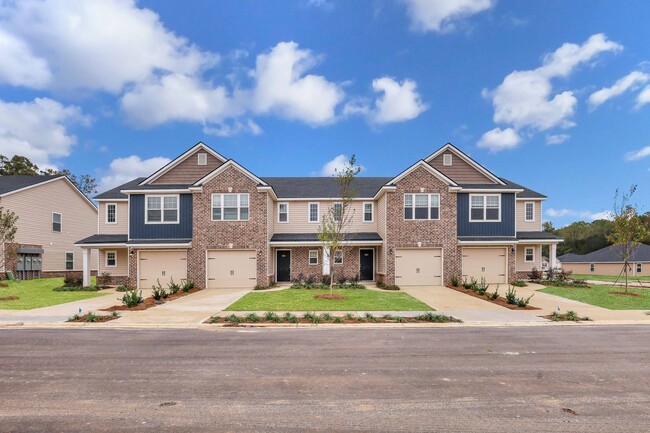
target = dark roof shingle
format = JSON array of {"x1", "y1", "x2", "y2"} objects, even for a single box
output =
[
  {"x1": 94, "y1": 177, "x2": 145, "y2": 200},
  {"x1": 0, "y1": 175, "x2": 62, "y2": 195},
  {"x1": 558, "y1": 243, "x2": 650, "y2": 263},
  {"x1": 76, "y1": 234, "x2": 128, "y2": 245},
  {"x1": 517, "y1": 231, "x2": 562, "y2": 241},
  {"x1": 262, "y1": 177, "x2": 391, "y2": 199},
  {"x1": 271, "y1": 232, "x2": 382, "y2": 242}
]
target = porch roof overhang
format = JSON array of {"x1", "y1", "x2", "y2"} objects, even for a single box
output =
[
  {"x1": 75, "y1": 234, "x2": 128, "y2": 248},
  {"x1": 126, "y1": 238, "x2": 192, "y2": 248},
  {"x1": 270, "y1": 232, "x2": 383, "y2": 247},
  {"x1": 457, "y1": 236, "x2": 518, "y2": 245},
  {"x1": 516, "y1": 231, "x2": 563, "y2": 244}
]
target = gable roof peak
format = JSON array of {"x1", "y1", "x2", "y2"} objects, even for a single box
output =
[{"x1": 424, "y1": 142, "x2": 506, "y2": 185}]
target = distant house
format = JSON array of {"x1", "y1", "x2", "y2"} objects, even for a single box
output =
[
  {"x1": 0, "y1": 175, "x2": 98, "y2": 279},
  {"x1": 558, "y1": 243, "x2": 650, "y2": 277}
]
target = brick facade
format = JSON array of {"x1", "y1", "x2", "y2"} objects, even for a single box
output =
[
  {"x1": 282, "y1": 246, "x2": 366, "y2": 283},
  {"x1": 384, "y1": 166, "x2": 460, "y2": 285}
]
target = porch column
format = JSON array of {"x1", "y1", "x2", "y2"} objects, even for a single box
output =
[
  {"x1": 82, "y1": 248, "x2": 91, "y2": 287},
  {"x1": 550, "y1": 243, "x2": 557, "y2": 269},
  {"x1": 322, "y1": 247, "x2": 330, "y2": 275}
]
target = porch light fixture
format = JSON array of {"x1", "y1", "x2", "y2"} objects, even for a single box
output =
[
  {"x1": 228, "y1": 187, "x2": 233, "y2": 192},
  {"x1": 511, "y1": 246, "x2": 515, "y2": 254}
]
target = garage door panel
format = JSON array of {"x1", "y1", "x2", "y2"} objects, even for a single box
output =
[
  {"x1": 395, "y1": 249, "x2": 442, "y2": 286},
  {"x1": 207, "y1": 250, "x2": 257, "y2": 289},
  {"x1": 462, "y1": 248, "x2": 507, "y2": 284},
  {"x1": 139, "y1": 250, "x2": 187, "y2": 289}
]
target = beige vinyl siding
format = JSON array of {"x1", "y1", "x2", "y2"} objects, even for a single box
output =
[
  {"x1": 428, "y1": 151, "x2": 495, "y2": 184},
  {"x1": 516, "y1": 244, "x2": 542, "y2": 272},
  {"x1": 0, "y1": 178, "x2": 98, "y2": 272},
  {"x1": 376, "y1": 193, "x2": 387, "y2": 273},
  {"x1": 272, "y1": 200, "x2": 378, "y2": 233},
  {"x1": 562, "y1": 262, "x2": 650, "y2": 277},
  {"x1": 98, "y1": 248, "x2": 129, "y2": 276},
  {"x1": 516, "y1": 200, "x2": 542, "y2": 231},
  {"x1": 98, "y1": 202, "x2": 128, "y2": 234},
  {"x1": 151, "y1": 149, "x2": 224, "y2": 184}
]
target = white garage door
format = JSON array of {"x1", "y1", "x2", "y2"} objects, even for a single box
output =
[
  {"x1": 207, "y1": 250, "x2": 257, "y2": 289},
  {"x1": 395, "y1": 248, "x2": 442, "y2": 286},
  {"x1": 462, "y1": 247, "x2": 507, "y2": 284},
  {"x1": 139, "y1": 250, "x2": 187, "y2": 289}
]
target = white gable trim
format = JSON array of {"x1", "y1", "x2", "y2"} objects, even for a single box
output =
[
  {"x1": 424, "y1": 143, "x2": 506, "y2": 185},
  {"x1": 139, "y1": 142, "x2": 227, "y2": 185},
  {"x1": 0, "y1": 176, "x2": 97, "y2": 211},
  {"x1": 192, "y1": 160, "x2": 268, "y2": 188},
  {"x1": 387, "y1": 160, "x2": 459, "y2": 187}
]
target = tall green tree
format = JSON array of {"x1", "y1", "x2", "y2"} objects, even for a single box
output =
[
  {"x1": 0, "y1": 155, "x2": 97, "y2": 195},
  {"x1": 607, "y1": 185, "x2": 648, "y2": 291},
  {"x1": 317, "y1": 155, "x2": 361, "y2": 295},
  {"x1": 0, "y1": 207, "x2": 19, "y2": 272},
  {"x1": 40, "y1": 168, "x2": 97, "y2": 195}
]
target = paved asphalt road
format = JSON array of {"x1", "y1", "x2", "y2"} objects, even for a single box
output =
[{"x1": 1, "y1": 326, "x2": 649, "y2": 432}]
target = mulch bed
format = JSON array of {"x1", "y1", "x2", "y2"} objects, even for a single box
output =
[
  {"x1": 446, "y1": 285, "x2": 541, "y2": 310},
  {"x1": 207, "y1": 317, "x2": 461, "y2": 326},
  {"x1": 609, "y1": 291, "x2": 641, "y2": 297},
  {"x1": 0, "y1": 296, "x2": 19, "y2": 301},
  {"x1": 67, "y1": 313, "x2": 121, "y2": 323},
  {"x1": 314, "y1": 294, "x2": 347, "y2": 300},
  {"x1": 101, "y1": 287, "x2": 203, "y2": 312},
  {"x1": 0, "y1": 283, "x2": 9, "y2": 288}
]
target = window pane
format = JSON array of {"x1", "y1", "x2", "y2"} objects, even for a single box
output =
[
  {"x1": 147, "y1": 210, "x2": 161, "y2": 222},
  {"x1": 414, "y1": 207, "x2": 428, "y2": 219},
  {"x1": 279, "y1": 213, "x2": 287, "y2": 222},
  {"x1": 147, "y1": 196, "x2": 161, "y2": 209},
  {"x1": 223, "y1": 194, "x2": 237, "y2": 207},
  {"x1": 404, "y1": 194, "x2": 412, "y2": 206},
  {"x1": 53, "y1": 222, "x2": 61, "y2": 232},
  {"x1": 404, "y1": 207, "x2": 413, "y2": 219},
  {"x1": 163, "y1": 196, "x2": 177, "y2": 209},
  {"x1": 471, "y1": 208, "x2": 484, "y2": 220},
  {"x1": 525, "y1": 203, "x2": 533, "y2": 220},
  {"x1": 486, "y1": 196, "x2": 499, "y2": 208},
  {"x1": 334, "y1": 250, "x2": 343, "y2": 264},
  {"x1": 240, "y1": 207, "x2": 249, "y2": 220},
  {"x1": 333, "y1": 203, "x2": 342, "y2": 221},
  {"x1": 430, "y1": 194, "x2": 440, "y2": 207},
  {"x1": 224, "y1": 208, "x2": 238, "y2": 220},
  {"x1": 430, "y1": 207, "x2": 439, "y2": 219},
  {"x1": 364, "y1": 203, "x2": 372, "y2": 221},
  {"x1": 486, "y1": 208, "x2": 499, "y2": 220},
  {"x1": 163, "y1": 209, "x2": 177, "y2": 222},
  {"x1": 470, "y1": 196, "x2": 484, "y2": 208},
  {"x1": 212, "y1": 208, "x2": 221, "y2": 220},
  {"x1": 212, "y1": 194, "x2": 221, "y2": 207},
  {"x1": 53, "y1": 213, "x2": 61, "y2": 223},
  {"x1": 309, "y1": 204, "x2": 318, "y2": 222},
  {"x1": 240, "y1": 194, "x2": 249, "y2": 207},
  {"x1": 415, "y1": 194, "x2": 428, "y2": 207}
]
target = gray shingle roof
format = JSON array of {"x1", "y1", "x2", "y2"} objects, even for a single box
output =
[
  {"x1": 262, "y1": 177, "x2": 392, "y2": 199},
  {"x1": 517, "y1": 231, "x2": 562, "y2": 241},
  {"x1": 0, "y1": 175, "x2": 62, "y2": 195},
  {"x1": 457, "y1": 236, "x2": 518, "y2": 242},
  {"x1": 271, "y1": 232, "x2": 382, "y2": 242},
  {"x1": 500, "y1": 178, "x2": 547, "y2": 199},
  {"x1": 94, "y1": 177, "x2": 145, "y2": 200},
  {"x1": 126, "y1": 238, "x2": 192, "y2": 245},
  {"x1": 76, "y1": 234, "x2": 128, "y2": 245},
  {"x1": 558, "y1": 243, "x2": 650, "y2": 263}
]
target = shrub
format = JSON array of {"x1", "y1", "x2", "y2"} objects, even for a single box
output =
[
  {"x1": 565, "y1": 310, "x2": 577, "y2": 321},
  {"x1": 168, "y1": 278, "x2": 181, "y2": 294},
  {"x1": 282, "y1": 312, "x2": 299, "y2": 323},
  {"x1": 364, "y1": 312, "x2": 378, "y2": 322},
  {"x1": 476, "y1": 277, "x2": 489, "y2": 296},
  {"x1": 302, "y1": 312, "x2": 318, "y2": 321},
  {"x1": 394, "y1": 316, "x2": 406, "y2": 323},
  {"x1": 121, "y1": 290, "x2": 143, "y2": 308},
  {"x1": 450, "y1": 275, "x2": 459, "y2": 287},
  {"x1": 332, "y1": 317, "x2": 343, "y2": 324},
  {"x1": 516, "y1": 294, "x2": 533, "y2": 307},
  {"x1": 505, "y1": 286, "x2": 517, "y2": 305},
  {"x1": 115, "y1": 285, "x2": 129, "y2": 292},
  {"x1": 208, "y1": 316, "x2": 221, "y2": 323},
  {"x1": 380, "y1": 284, "x2": 400, "y2": 291},
  {"x1": 415, "y1": 312, "x2": 459, "y2": 323},
  {"x1": 97, "y1": 272, "x2": 111, "y2": 286},
  {"x1": 182, "y1": 280, "x2": 194, "y2": 293},
  {"x1": 463, "y1": 277, "x2": 478, "y2": 292},
  {"x1": 344, "y1": 313, "x2": 355, "y2": 320},
  {"x1": 304, "y1": 275, "x2": 316, "y2": 286},
  {"x1": 320, "y1": 313, "x2": 334, "y2": 322},
  {"x1": 54, "y1": 286, "x2": 99, "y2": 292},
  {"x1": 225, "y1": 314, "x2": 240, "y2": 324},
  {"x1": 245, "y1": 313, "x2": 261, "y2": 323},
  {"x1": 292, "y1": 273, "x2": 306, "y2": 285},
  {"x1": 512, "y1": 280, "x2": 527, "y2": 287},
  {"x1": 336, "y1": 274, "x2": 347, "y2": 285},
  {"x1": 321, "y1": 274, "x2": 331, "y2": 285},
  {"x1": 151, "y1": 283, "x2": 168, "y2": 301},
  {"x1": 528, "y1": 267, "x2": 542, "y2": 280},
  {"x1": 489, "y1": 286, "x2": 499, "y2": 300},
  {"x1": 63, "y1": 274, "x2": 83, "y2": 287},
  {"x1": 84, "y1": 312, "x2": 100, "y2": 322},
  {"x1": 382, "y1": 314, "x2": 394, "y2": 320},
  {"x1": 556, "y1": 268, "x2": 573, "y2": 282}
]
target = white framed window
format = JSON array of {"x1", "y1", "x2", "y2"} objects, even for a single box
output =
[
  {"x1": 145, "y1": 195, "x2": 179, "y2": 224},
  {"x1": 105, "y1": 251, "x2": 117, "y2": 267},
  {"x1": 333, "y1": 203, "x2": 343, "y2": 222},
  {"x1": 106, "y1": 203, "x2": 117, "y2": 224},
  {"x1": 443, "y1": 153, "x2": 452, "y2": 166},
  {"x1": 309, "y1": 250, "x2": 318, "y2": 265},
  {"x1": 212, "y1": 193, "x2": 249, "y2": 221},
  {"x1": 636, "y1": 263, "x2": 642, "y2": 273},
  {"x1": 524, "y1": 247, "x2": 534, "y2": 262},
  {"x1": 363, "y1": 202, "x2": 373, "y2": 222},
  {"x1": 525, "y1": 202, "x2": 535, "y2": 222},
  {"x1": 404, "y1": 193, "x2": 440, "y2": 220},
  {"x1": 65, "y1": 252, "x2": 74, "y2": 270},
  {"x1": 308, "y1": 203, "x2": 319, "y2": 223},
  {"x1": 590, "y1": 263, "x2": 595, "y2": 272},
  {"x1": 52, "y1": 212, "x2": 62, "y2": 232},
  {"x1": 469, "y1": 194, "x2": 500, "y2": 222},
  {"x1": 197, "y1": 152, "x2": 207, "y2": 165},
  {"x1": 334, "y1": 249, "x2": 343, "y2": 264},
  {"x1": 278, "y1": 203, "x2": 289, "y2": 223}
]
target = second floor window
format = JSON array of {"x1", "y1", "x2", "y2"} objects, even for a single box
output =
[
  {"x1": 309, "y1": 203, "x2": 319, "y2": 222},
  {"x1": 106, "y1": 203, "x2": 117, "y2": 224},
  {"x1": 363, "y1": 203, "x2": 373, "y2": 222},
  {"x1": 404, "y1": 194, "x2": 440, "y2": 220},
  {"x1": 278, "y1": 203, "x2": 288, "y2": 223},
  {"x1": 65, "y1": 252, "x2": 74, "y2": 270},
  {"x1": 470, "y1": 194, "x2": 500, "y2": 222},
  {"x1": 525, "y1": 202, "x2": 534, "y2": 221},
  {"x1": 212, "y1": 193, "x2": 249, "y2": 221},
  {"x1": 52, "y1": 212, "x2": 62, "y2": 232},
  {"x1": 333, "y1": 203, "x2": 343, "y2": 222},
  {"x1": 146, "y1": 195, "x2": 178, "y2": 223}
]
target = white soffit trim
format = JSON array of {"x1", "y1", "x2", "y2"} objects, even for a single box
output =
[
  {"x1": 424, "y1": 143, "x2": 506, "y2": 186},
  {"x1": 139, "y1": 141, "x2": 227, "y2": 185}
]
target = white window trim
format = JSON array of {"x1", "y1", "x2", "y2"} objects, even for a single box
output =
[
  {"x1": 308, "y1": 202, "x2": 320, "y2": 223},
  {"x1": 197, "y1": 152, "x2": 207, "y2": 165},
  {"x1": 363, "y1": 202, "x2": 374, "y2": 223},
  {"x1": 524, "y1": 201, "x2": 535, "y2": 222},
  {"x1": 469, "y1": 194, "x2": 501, "y2": 222},
  {"x1": 65, "y1": 251, "x2": 74, "y2": 270},
  {"x1": 309, "y1": 250, "x2": 319, "y2": 265},
  {"x1": 334, "y1": 249, "x2": 343, "y2": 264},
  {"x1": 105, "y1": 203, "x2": 118, "y2": 224},
  {"x1": 52, "y1": 212, "x2": 62, "y2": 233},
  {"x1": 105, "y1": 250, "x2": 117, "y2": 268},
  {"x1": 524, "y1": 247, "x2": 534, "y2": 263},
  {"x1": 145, "y1": 194, "x2": 180, "y2": 224},
  {"x1": 278, "y1": 202, "x2": 289, "y2": 223},
  {"x1": 403, "y1": 193, "x2": 441, "y2": 221},
  {"x1": 333, "y1": 202, "x2": 343, "y2": 223},
  {"x1": 211, "y1": 193, "x2": 250, "y2": 221},
  {"x1": 443, "y1": 153, "x2": 452, "y2": 166},
  {"x1": 636, "y1": 263, "x2": 642, "y2": 273}
]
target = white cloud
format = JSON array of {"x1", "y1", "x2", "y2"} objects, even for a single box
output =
[
  {"x1": 624, "y1": 146, "x2": 650, "y2": 161},
  {"x1": 546, "y1": 134, "x2": 570, "y2": 145},
  {"x1": 477, "y1": 127, "x2": 521, "y2": 152},
  {"x1": 203, "y1": 119, "x2": 263, "y2": 137},
  {"x1": 546, "y1": 208, "x2": 612, "y2": 221},
  {"x1": 371, "y1": 77, "x2": 428, "y2": 123},
  {"x1": 636, "y1": 85, "x2": 650, "y2": 108},
  {"x1": 588, "y1": 71, "x2": 650, "y2": 108},
  {"x1": 0, "y1": 97, "x2": 86, "y2": 168},
  {"x1": 98, "y1": 155, "x2": 172, "y2": 192},
  {"x1": 401, "y1": 0, "x2": 494, "y2": 33},
  {"x1": 319, "y1": 154, "x2": 364, "y2": 176},
  {"x1": 0, "y1": 28, "x2": 51, "y2": 88},
  {"x1": 480, "y1": 33, "x2": 622, "y2": 150}
]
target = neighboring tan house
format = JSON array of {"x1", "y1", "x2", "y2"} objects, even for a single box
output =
[
  {"x1": 77, "y1": 142, "x2": 562, "y2": 288},
  {"x1": 0, "y1": 175, "x2": 98, "y2": 279},
  {"x1": 558, "y1": 243, "x2": 650, "y2": 277}
]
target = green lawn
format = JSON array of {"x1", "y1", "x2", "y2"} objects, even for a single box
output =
[
  {"x1": 0, "y1": 277, "x2": 106, "y2": 310},
  {"x1": 571, "y1": 274, "x2": 650, "y2": 282},
  {"x1": 540, "y1": 285, "x2": 650, "y2": 310},
  {"x1": 225, "y1": 288, "x2": 433, "y2": 311}
]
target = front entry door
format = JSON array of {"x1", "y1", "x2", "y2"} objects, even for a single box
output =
[
  {"x1": 276, "y1": 250, "x2": 291, "y2": 282},
  {"x1": 360, "y1": 249, "x2": 374, "y2": 281}
]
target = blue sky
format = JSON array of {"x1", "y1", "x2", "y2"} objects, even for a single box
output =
[{"x1": 1, "y1": 0, "x2": 649, "y2": 227}]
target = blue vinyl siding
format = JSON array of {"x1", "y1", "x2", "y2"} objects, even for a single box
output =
[
  {"x1": 457, "y1": 193, "x2": 515, "y2": 237},
  {"x1": 129, "y1": 194, "x2": 193, "y2": 240}
]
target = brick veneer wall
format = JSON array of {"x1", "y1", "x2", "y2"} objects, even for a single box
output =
[
  {"x1": 385, "y1": 166, "x2": 460, "y2": 285},
  {"x1": 127, "y1": 248, "x2": 137, "y2": 288},
  {"x1": 285, "y1": 246, "x2": 363, "y2": 283},
  {"x1": 187, "y1": 166, "x2": 269, "y2": 288},
  {"x1": 508, "y1": 247, "x2": 517, "y2": 284}
]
